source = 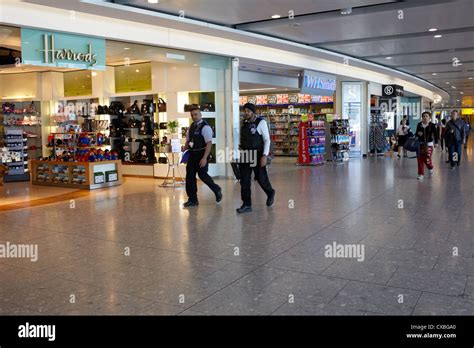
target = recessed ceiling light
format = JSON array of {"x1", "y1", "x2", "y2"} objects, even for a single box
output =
[
  {"x1": 469, "y1": 77, "x2": 473, "y2": 80},
  {"x1": 451, "y1": 86, "x2": 456, "y2": 89},
  {"x1": 386, "y1": 57, "x2": 392, "y2": 60},
  {"x1": 460, "y1": 91, "x2": 464, "y2": 94},
  {"x1": 271, "y1": 14, "x2": 281, "y2": 19},
  {"x1": 148, "y1": 0, "x2": 158, "y2": 3},
  {"x1": 446, "y1": 82, "x2": 450, "y2": 84},
  {"x1": 341, "y1": 8, "x2": 352, "y2": 15},
  {"x1": 135, "y1": 69, "x2": 140, "y2": 73},
  {"x1": 123, "y1": 47, "x2": 131, "y2": 50},
  {"x1": 428, "y1": 28, "x2": 438, "y2": 32},
  {"x1": 193, "y1": 64, "x2": 198, "y2": 67},
  {"x1": 432, "y1": 73, "x2": 437, "y2": 76},
  {"x1": 91, "y1": 72, "x2": 97, "y2": 77},
  {"x1": 434, "y1": 35, "x2": 442, "y2": 38}
]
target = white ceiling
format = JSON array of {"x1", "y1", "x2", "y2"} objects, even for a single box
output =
[{"x1": 112, "y1": 0, "x2": 474, "y2": 108}]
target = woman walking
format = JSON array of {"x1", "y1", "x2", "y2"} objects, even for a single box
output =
[
  {"x1": 416, "y1": 111, "x2": 438, "y2": 180},
  {"x1": 396, "y1": 118, "x2": 410, "y2": 158}
]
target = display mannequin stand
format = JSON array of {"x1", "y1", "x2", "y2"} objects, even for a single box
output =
[{"x1": 159, "y1": 151, "x2": 184, "y2": 187}]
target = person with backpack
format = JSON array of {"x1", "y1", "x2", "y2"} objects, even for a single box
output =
[
  {"x1": 415, "y1": 111, "x2": 438, "y2": 180},
  {"x1": 236, "y1": 103, "x2": 275, "y2": 214},
  {"x1": 182, "y1": 105, "x2": 222, "y2": 207},
  {"x1": 463, "y1": 118, "x2": 471, "y2": 149},
  {"x1": 445, "y1": 110, "x2": 465, "y2": 169}
]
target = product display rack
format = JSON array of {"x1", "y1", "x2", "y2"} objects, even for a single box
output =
[
  {"x1": 253, "y1": 103, "x2": 333, "y2": 157},
  {"x1": 1, "y1": 101, "x2": 42, "y2": 181},
  {"x1": 1, "y1": 128, "x2": 30, "y2": 181},
  {"x1": 297, "y1": 114, "x2": 327, "y2": 166},
  {"x1": 31, "y1": 159, "x2": 122, "y2": 190},
  {"x1": 329, "y1": 118, "x2": 350, "y2": 162}
]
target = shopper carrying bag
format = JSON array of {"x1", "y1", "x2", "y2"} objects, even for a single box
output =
[{"x1": 415, "y1": 111, "x2": 438, "y2": 180}]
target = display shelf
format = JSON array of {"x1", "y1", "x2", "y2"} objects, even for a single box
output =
[
  {"x1": 329, "y1": 119, "x2": 350, "y2": 162},
  {"x1": 31, "y1": 160, "x2": 122, "y2": 190},
  {"x1": 297, "y1": 115, "x2": 327, "y2": 166}
]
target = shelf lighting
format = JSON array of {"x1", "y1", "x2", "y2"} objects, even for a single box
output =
[{"x1": 271, "y1": 14, "x2": 281, "y2": 19}]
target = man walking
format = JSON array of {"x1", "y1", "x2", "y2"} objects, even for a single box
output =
[
  {"x1": 237, "y1": 103, "x2": 275, "y2": 214},
  {"x1": 183, "y1": 105, "x2": 222, "y2": 207},
  {"x1": 445, "y1": 110, "x2": 465, "y2": 169}
]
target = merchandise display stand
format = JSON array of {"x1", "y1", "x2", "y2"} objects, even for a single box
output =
[
  {"x1": 31, "y1": 159, "x2": 122, "y2": 190},
  {"x1": 159, "y1": 151, "x2": 184, "y2": 187},
  {"x1": 297, "y1": 114, "x2": 326, "y2": 166},
  {"x1": 369, "y1": 108, "x2": 389, "y2": 156},
  {"x1": 329, "y1": 118, "x2": 350, "y2": 162},
  {"x1": 2, "y1": 128, "x2": 30, "y2": 182}
]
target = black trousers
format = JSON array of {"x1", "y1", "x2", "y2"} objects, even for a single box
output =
[
  {"x1": 186, "y1": 152, "x2": 220, "y2": 202},
  {"x1": 239, "y1": 156, "x2": 274, "y2": 207}
]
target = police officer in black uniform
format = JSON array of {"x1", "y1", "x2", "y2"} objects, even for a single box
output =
[
  {"x1": 237, "y1": 103, "x2": 275, "y2": 213},
  {"x1": 183, "y1": 105, "x2": 222, "y2": 207}
]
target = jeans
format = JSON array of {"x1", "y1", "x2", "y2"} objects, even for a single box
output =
[
  {"x1": 186, "y1": 152, "x2": 221, "y2": 202},
  {"x1": 448, "y1": 141, "x2": 462, "y2": 167}
]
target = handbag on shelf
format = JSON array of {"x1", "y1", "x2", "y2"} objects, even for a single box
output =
[{"x1": 157, "y1": 98, "x2": 167, "y2": 113}]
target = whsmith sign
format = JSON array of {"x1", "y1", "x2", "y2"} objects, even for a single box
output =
[
  {"x1": 300, "y1": 70, "x2": 336, "y2": 96},
  {"x1": 21, "y1": 28, "x2": 106, "y2": 70}
]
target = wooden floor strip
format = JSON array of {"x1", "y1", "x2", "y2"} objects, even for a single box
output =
[{"x1": 0, "y1": 190, "x2": 91, "y2": 212}]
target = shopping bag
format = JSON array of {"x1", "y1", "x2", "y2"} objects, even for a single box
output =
[{"x1": 403, "y1": 137, "x2": 419, "y2": 153}]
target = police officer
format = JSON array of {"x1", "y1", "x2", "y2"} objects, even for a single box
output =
[
  {"x1": 237, "y1": 103, "x2": 275, "y2": 214},
  {"x1": 183, "y1": 105, "x2": 222, "y2": 207}
]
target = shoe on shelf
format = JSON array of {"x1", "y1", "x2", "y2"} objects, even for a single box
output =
[
  {"x1": 183, "y1": 201, "x2": 199, "y2": 208},
  {"x1": 417, "y1": 175, "x2": 424, "y2": 180},
  {"x1": 236, "y1": 205, "x2": 252, "y2": 214},
  {"x1": 429, "y1": 169, "x2": 434, "y2": 175},
  {"x1": 266, "y1": 190, "x2": 275, "y2": 207},
  {"x1": 215, "y1": 189, "x2": 223, "y2": 203}
]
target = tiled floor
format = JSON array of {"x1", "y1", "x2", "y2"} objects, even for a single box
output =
[{"x1": 0, "y1": 144, "x2": 473, "y2": 315}]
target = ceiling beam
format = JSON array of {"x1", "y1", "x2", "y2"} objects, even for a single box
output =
[
  {"x1": 315, "y1": 27, "x2": 474, "y2": 47},
  {"x1": 363, "y1": 46, "x2": 474, "y2": 59}
]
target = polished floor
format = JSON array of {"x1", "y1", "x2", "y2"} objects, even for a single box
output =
[{"x1": 0, "y1": 144, "x2": 473, "y2": 316}]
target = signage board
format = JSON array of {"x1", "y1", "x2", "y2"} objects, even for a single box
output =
[
  {"x1": 21, "y1": 28, "x2": 106, "y2": 70},
  {"x1": 382, "y1": 84, "x2": 404, "y2": 97},
  {"x1": 300, "y1": 70, "x2": 336, "y2": 96}
]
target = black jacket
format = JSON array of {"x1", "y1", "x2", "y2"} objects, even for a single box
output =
[
  {"x1": 416, "y1": 122, "x2": 438, "y2": 145},
  {"x1": 445, "y1": 118, "x2": 465, "y2": 143}
]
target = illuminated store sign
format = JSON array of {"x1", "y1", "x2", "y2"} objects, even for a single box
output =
[
  {"x1": 21, "y1": 28, "x2": 106, "y2": 70},
  {"x1": 300, "y1": 70, "x2": 336, "y2": 96}
]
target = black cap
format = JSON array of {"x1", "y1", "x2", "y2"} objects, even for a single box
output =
[{"x1": 243, "y1": 103, "x2": 256, "y2": 114}]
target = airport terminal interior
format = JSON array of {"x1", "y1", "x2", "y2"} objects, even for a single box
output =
[{"x1": 0, "y1": 0, "x2": 473, "y2": 316}]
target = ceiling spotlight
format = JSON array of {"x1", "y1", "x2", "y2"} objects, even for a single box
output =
[
  {"x1": 386, "y1": 57, "x2": 392, "y2": 60},
  {"x1": 428, "y1": 28, "x2": 438, "y2": 32},
  {"x1": 341, "y1": 8, "x2": 352, "y2": 15},
  {"x1": 446, "y1": 82, "x2": 450, "y2": 84},
  {"x1": 271, "y1": 14, "x2": 281, "y2": 19},
  {"x1": 460, "y1": 92, "x2": 464, "y2": 94},
  {"x1": 451, "y1": 86, "x2": 456, "y2": 89},
  {"x1": 434, "y1": 35, "x2": 442, "y2": 38},
  {"x1": 91, "y1": 72, "x2": 97, "y2": 77},
  {"x1": 123, "y1": 47, "x2": 131, "y2": 50},
  {"x1": 469, "y1": 77, "x2": 473, "y2": 80},
  {"x1": 148, "y1": 0, "x2": 158, "y2": 3},
  {"x1": 135, "y1": 69, "x2": 140, "y2": 73}
]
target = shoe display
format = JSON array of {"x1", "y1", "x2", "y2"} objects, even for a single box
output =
[
  {"x1": 236, "y1": 205, "x2": 252, "y2": 214},
  {"x1": 183, "y1": 201, "x2": 199, "y2": 208}
]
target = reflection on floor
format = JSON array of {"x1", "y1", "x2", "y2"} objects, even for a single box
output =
[
  {"x1": 0, "y1": 145, "x2": 473, "y2": 315},
  {"x1": 0, "y1": 181, "x2": 79, "y2": 207}
]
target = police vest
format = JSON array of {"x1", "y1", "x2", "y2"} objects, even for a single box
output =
[
  {"x1": 241, "y1": 117, "x2": 264, "y2": 151},
  {"x1": 188, "y1": 120, "x2": 210, "y2": 152}
]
